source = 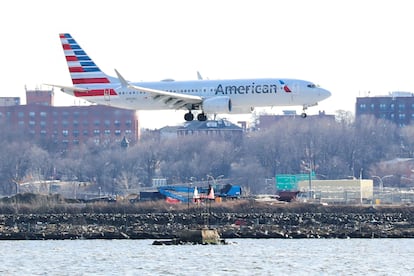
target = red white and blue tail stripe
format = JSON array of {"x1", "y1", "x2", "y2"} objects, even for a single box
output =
[{"x1": 59, "y1": 33, "x2": 118, "y2": 97}]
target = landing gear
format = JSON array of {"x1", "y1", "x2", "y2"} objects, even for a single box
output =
[
  {"x1": 184, "y1": 112, "x2": 207, "y2": 122},
  {"x1": 197, "y1": 113, "x2": 207, "y2": 121},
  {"x1": 184, "y1": 112, "x2": 194, "y2": 121},
  {"x1": 301, "y1": 106, "x2": 308, "y2": 118},
  {"x1": 301, "y1": 103, "x2": 318, "y2": 118}
]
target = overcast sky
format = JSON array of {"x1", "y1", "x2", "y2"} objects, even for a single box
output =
[{"x1": 2, "y1": 0, "x2": 414, "y2": 128}]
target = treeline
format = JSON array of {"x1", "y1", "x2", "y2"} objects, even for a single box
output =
[{"x1": 1, "y1": 112, "x2": 413, "y2": 196}]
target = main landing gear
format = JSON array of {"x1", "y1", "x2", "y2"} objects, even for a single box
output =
[
  {"x1": 197, "y1": 113, "x2": 207, "y2": 121},
  {"x1": 184, "y1": 112, "x2": 207, "y2": 122},
  {"x1": 184, "y1": 112, "x2": 194, "y2": 121}
]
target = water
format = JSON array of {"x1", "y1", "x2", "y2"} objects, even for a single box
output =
[{"x1": 0, "y1": 239, "x2": 413, "y2": 275}]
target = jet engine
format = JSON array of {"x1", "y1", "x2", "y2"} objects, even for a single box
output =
[{"x1": 202, "y1": 96, "x2": 232, "y2": 114}]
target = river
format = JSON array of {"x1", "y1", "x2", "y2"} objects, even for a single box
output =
[{"x1": 0, "y1": 238, "x2": 413, "y2": 275}]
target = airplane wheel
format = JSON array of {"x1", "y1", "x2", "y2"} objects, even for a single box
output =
[
  {"x1": 301, "y1": 113, "x2": 307, "y2": 118},
  {"x1": 184, "y1": 112, "x2": 194, "y2": 121},
  {"x1": 197, "y1": 113, "x2": 207, "y2": 121}
]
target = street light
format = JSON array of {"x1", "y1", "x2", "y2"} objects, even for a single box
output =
[
  {"x1": 207, "y1": 174, "x2": 224, "y2": 189},
  {"x1": 316, "y1": 174, "x2": 327, "y2": 179},
  {"x1": 372, "y1": 175, "x2": 393, "y2": 192}
]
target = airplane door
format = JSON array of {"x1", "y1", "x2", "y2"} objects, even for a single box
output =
[
  {"x1": 104, "y1": 89, "x2": 110, "y2": 101},
  {"x1": 293, "y1": 83, "x2": 300, "y2": 94}
]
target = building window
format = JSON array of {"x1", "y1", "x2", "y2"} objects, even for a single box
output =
[
  {"x1": 62, "y1": 130, "x2": 69, "y2": 136},
  {"x1": 62, "y1": 120, "x2": 69, "y2": 127},
  {"x1": 399, "y1": 114, "x2": 406, "y2": 119},
  {"x1": 40, "y1": 111, "x2": 47, "y2": 117},
  {"x1": 125, "y1": 120, "x2": 132, "y2": 127},
  {"x1": 399, "y1": 103, "x2": 405, "y2": 110},
  {"x1": 114, "y1": 120, "x2": 121, "y2": 127},
  {"x1": 94, "y1": 120, "x2": 100, "y2": 126},
  {"x1": 73, "y1": 120, "x2": 79, "y2": 127},
  {"x1": 370, "y1": 104, "x2": 375, "y2": 110},
  {"x1": 379, "y1": 103, "x2": 387, "y2": 110},
  {"x1": 18, "y1": 112, "x2": 24, "y2": 118},
  {"x1": 104, "y1": 120, "x2": 110, "y2": 126},
  {"x1": 29, "y1": 121, "x2": 35, "y2": 126},
  {"x1": 83, "y1": 130, "x2": 88, "y2": 136},
  {"x1": 40, "y1": 121, "x2": 46, "y2": 127},
  {"x1": 359, "y1": 104, "x2": 366, "y2": 110},
  {"x1": 104, "y1": 129, "x2": 111, "y2": 135},
  {"x1": 73, "y1": 130, "x2": 79, "y2": 137},
  {"x1": 29, "y1": 111, "x2": 35, "y2": 117},
  {"x1": 93, "y1": 129, "x2": 100, "y2": 135},
  {"x1": 115, "y1": 130, "x2": 121, "y2": 136}
]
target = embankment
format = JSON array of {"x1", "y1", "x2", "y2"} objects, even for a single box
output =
[{"x1": 1, "y1": 195, "x2": 414, "y2": 239}]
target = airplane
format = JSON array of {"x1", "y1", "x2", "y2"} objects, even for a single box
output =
[{"x1": 49, "y1": 33, "x2": 331, "y2": 122}]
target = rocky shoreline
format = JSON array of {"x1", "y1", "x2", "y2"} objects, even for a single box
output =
[{"x1": 1, "y1": 200, "x2": 414, "y2": 240}]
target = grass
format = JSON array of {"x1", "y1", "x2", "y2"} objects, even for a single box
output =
[{"x1": 1, "y1": 192, "x2": 413, "y2": 215}]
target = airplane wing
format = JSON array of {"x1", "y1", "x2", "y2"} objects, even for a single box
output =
[
  {"x1": 44, "y1": 84, "x2": 89, "y2": 94},
  {"x1": 114, "y1": 69, "x2": 203, "y2": 110}
]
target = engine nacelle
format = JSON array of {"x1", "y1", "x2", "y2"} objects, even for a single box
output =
[{"x1": 202, "y1": 96, "x2": 232, "y2": 114}]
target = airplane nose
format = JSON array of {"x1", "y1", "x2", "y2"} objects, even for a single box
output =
[{"x1": 321, "y1": 88, "x2": 331, "y2": 100}]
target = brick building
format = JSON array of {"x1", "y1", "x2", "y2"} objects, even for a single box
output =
[
  {"x1": 0, "y1": 88, "x2": 139, "y2": 149},
  {"x1": 356, "y1": 92, "x2": 414, "y2": 127}
]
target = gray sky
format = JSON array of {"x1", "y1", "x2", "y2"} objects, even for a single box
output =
[{"x1": 2, "y1": 0, "x2": 414, "y2": 128}]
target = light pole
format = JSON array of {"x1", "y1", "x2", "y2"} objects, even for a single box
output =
[
  {"x1": 372, "y1": 175, "x2": 393, "y2": 193},
  {"x1": 207, "y1": 174, "x2": 224, "y2": 187}
]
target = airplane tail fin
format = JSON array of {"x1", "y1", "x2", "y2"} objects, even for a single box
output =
[{"x1": 59, "y1": 33, "x2": 118, "y2": 87}]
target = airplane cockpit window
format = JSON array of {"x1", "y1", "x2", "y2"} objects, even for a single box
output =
[{"x1": 307, "y1": 83, "x2": 317, "y2": 88}]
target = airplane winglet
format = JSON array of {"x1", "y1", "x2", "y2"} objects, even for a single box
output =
[
  {"x1": 114, "y1": 69, "x2": 129, "y2": 88},
  {"x1": 197, "y1": 71, "x2": 203, "y2": 80}
]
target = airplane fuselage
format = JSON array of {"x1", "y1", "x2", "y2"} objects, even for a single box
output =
[{"x1": 75, "y1": 78, "x2": 328, "y2": 114}]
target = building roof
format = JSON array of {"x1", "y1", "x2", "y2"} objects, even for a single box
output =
[{"x1": 179, "y1": 119, "x2": 243, "y2": 131}]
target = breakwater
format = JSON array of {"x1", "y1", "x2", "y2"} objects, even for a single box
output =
[{"x1": 1, "y1": 200, "x2": 414, "y2": 239}]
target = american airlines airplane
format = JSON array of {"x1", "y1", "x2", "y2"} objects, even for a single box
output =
[{"x1": 50, "y1": 33, "x2": 331, "y2": 121}]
